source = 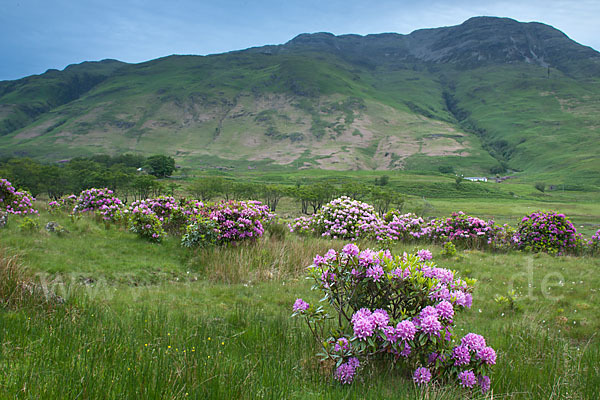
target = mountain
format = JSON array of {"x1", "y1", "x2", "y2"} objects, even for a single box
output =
[{"x1": 1, "y1": 17, "x2": 599, "y2": 183}]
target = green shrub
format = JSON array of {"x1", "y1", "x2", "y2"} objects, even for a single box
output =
[{"x1": 181, "y1": 217, "x2": 220, "y2": 248}]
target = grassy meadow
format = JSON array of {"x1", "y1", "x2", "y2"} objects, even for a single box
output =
[{"x1": 1, "y1": 190, "x2": 599, "y2": 399}]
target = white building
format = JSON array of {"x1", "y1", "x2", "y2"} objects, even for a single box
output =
[{"x1": 464, "y1": 177, "x2": 488, "y2": 182}]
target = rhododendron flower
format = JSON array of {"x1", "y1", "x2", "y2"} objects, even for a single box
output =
[
  {"x1": 461, "y1": 333, "x2": 487, "y2": 351},
  {"x1": 452, "y1": 344, "x2": 471, "y2": 366},
  {"x1": 334, "y1": 338, "x2": 350, "y2": 352},
  {"x1": 366, "y1": 265, "x2": 384, "y2": 281},
  {"x1": 478, "y1": 375, "x2": 491, "y2": 394},
  {"x1": 420, "y1": 315, "x2": 442, "y2": 335},
  {"x1": 458, "y1": 370, "x2": 477, "y2": 388},
  {"x1": 371, "y1": 309, "x2": 389, "y2": 329},
  {"x1": 395, "y1": 320, "x2": 416, "y2": 341},
  {"x1": 436, "y1": 301, "x2": 454, "y2": 321},
  {"x1": 335, "y1": 358, "x2": 359, "y2": 384},
  {"x1": 293, "y1": 298, "x2": 309, "y2": 312},
  {"x1": 417, "y1": 249, "x2": 433, "y2": 261},
  {"x1": 419, "y1": 306, "x2": 439, "y2": 319},
  {"x1": 477, "y1": 346, "x2": 497, "y2": 365},
  {"x1": 413, "y1": 367, "x2": 432, "y2": 385},
  {"x1": 342, "y1": 243, "x2": 360, "y2": 256}
]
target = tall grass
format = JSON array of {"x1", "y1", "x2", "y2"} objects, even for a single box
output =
[
  {"x1": 0, "y1": 249, "x2": 61, "y2": 310},
  {"x1": 189, "y1": 235, "x2": 342, "y2": 283}
]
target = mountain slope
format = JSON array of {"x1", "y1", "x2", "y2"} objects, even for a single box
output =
[{"x1": 0, "y1": 17, "x2": 599, "y2": 183}]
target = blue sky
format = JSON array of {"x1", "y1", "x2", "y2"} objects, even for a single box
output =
[{"x1": 2, "y1": 0, "x2": 599, "y2": 81}]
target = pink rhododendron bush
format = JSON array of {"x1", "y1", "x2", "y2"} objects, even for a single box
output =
[
  {"x1": 289, "y1": 196, "x2": 388, "y2": 240},
  {"x1": 202, "y1": 200, "x2": 274, "y2": 245},
  {"x1": 72, "y1": 188, "x2": 124, "y2": 222},
  {"x1": 289, "y1": 197, "x2": 513, "y2": 251},
  {"x1": 125, "y1": 197, "x2": 273, "y2": 245},
  {"x1": 48, "y1": 194, "x2": 77, "y2": 213},
  {"x1": 589, "y1": 229, "x2": 600, "y2": 255},
  {"x1": 514, "y1": 211, "x2": 583, "y2": 255},
  {"x1": 293, "y1": 244, "x2": 495, "y2": 393},
  {"x1": 384, "y1": 211, "x2": 428, "y2": 241},
  {"x1": 0, "y1": 178, "x2": 38, "y2": 215},
  {"x1": 424, "y1": 211, "x2": 514, "y2": 250},
  {"x1": 129, "y1": 196, "x2": 204, "y2": 235}
]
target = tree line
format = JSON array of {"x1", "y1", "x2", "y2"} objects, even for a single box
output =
[
  {"x1": 189, "y1": 177, "x2": 405, "y2": 215},
  {"x1": 1, "y1": 155, "x2": 405, "y2": 215},
  {"x1": 0, "y1": 154, "x2": 175, "y2": 202}
]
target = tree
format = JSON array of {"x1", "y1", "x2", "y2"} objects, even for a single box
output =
[
  {"x1": 535, "y1": 182, "x2": 546, "y2": 193},
  {"x1": 261, "y1": 184, "x2": 285, "y2": 212},
  {"x1": 339, "y1": 182, "x2": 370, "y2": 200},
  {"x1": 189, "y1": 177, "x2": 224, "y2": 201},
  {"x1": 370, "y1": 187, "x2": 395, "y2": 216},
  {"x1": 144, "y1": 155, "x2": 175, "y2": 178},
  {"x1": 374, "y1": 175, "x2": 390, "y2": 186},
  {"x1": 131, "y1": 175, "x2": 162, "y2": 201},
  {"x1": 455, "y1": 175, "x2": 464, "y2": 188}
]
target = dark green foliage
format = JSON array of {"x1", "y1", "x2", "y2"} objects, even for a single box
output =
[
  {"x1": 535, "y1": 182, "x2": 546, "y2": 193},
  {"x1": 438, "y1": 165, "x2": 455, "y2": 174},
  {"x1": 144, "y1": 155, "x2": 175, "y2": 178},
  {"x1": 181, "y1": 217, "x2": 220, "y2": 248}
]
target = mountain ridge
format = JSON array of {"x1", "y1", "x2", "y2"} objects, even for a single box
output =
[{"x1": 1, "y1": 16, "x2": 599, "y2": 184}]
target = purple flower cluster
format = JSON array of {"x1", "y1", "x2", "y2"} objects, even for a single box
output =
[
  {"x1": 207, "y1": 200, "x2": 273, "y2": 244},
  {"x1": 458, "y1": 370, "x2": 477, "y2": 388},
  {"x1": 589, "y1": 229, "x2": 600, "y2": 254},
  {"x1": 334, "y1": 357, "x2": 360, "y2": 384},
  {"x1": 127, "y1": 200, "x2": 166, "y2": 242},
  {"x1": 287, "y1": 215, "x2": 315, "y2": 234},
  {"x1": 385, "y1": 212, "x2": 428, "y2": 240},
  {"x1": 292, "y1": 298, "x2": 310, "y2": 312},
  {"x1": 73, "y1": 188, "x2": 124, "y2": 221},
  {"x1": 413, "y1": 367, "x2": 432, "y2": 385},
  {"x1": 0, "y1": 178, "x2": 38, "y2": 215},
  {"x1": 333, "y1": 338, "x2": 350, "y2": 353},
  {"x1": 515, "y1": 211, "x2": 582, "y2": 254}
]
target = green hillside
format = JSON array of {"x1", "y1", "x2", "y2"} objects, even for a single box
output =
[{"x1": 0, "y1": 17, "x2": 599, "y2": 184}]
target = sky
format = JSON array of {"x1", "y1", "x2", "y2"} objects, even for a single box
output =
[{"x1": 2, "y1": 0, "x2": 600, "y2": 81}]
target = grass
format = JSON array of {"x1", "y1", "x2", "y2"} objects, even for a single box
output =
[{"x1": 1, "y1": 204, "x2": 599, "y2": 398}]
